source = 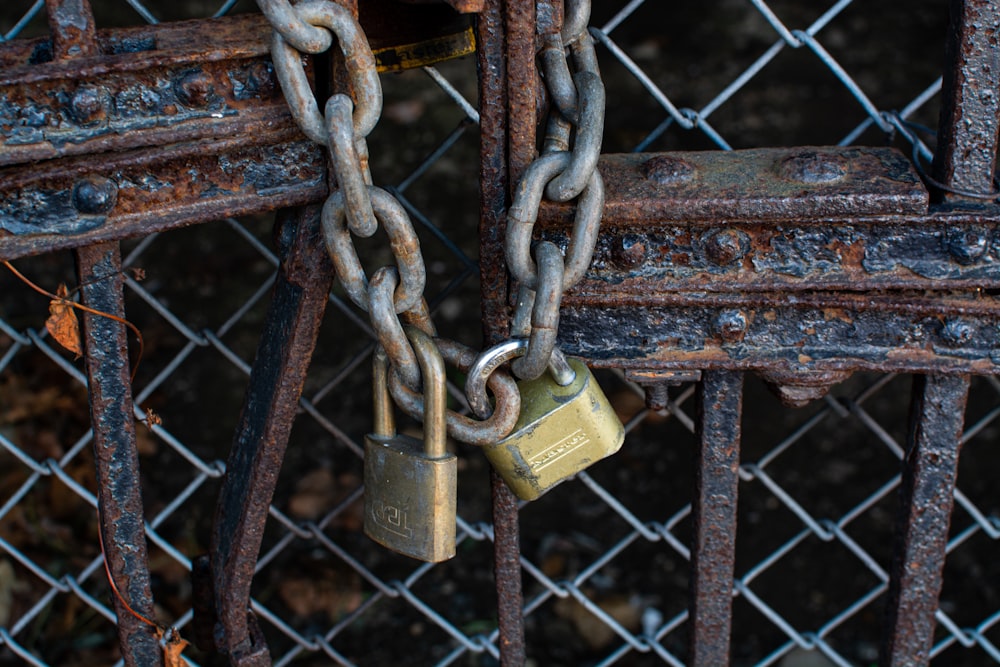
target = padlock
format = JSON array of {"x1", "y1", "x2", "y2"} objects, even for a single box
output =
[
  {"x1": 364, "y1": 328, "x2": 457, "y2": 562},
  {"x1": 467, "y1": 341, "x2": 625, "y2": 500}
]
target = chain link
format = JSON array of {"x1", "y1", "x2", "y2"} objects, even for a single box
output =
[
  {"x1": 263, "y1": 0, "x2": 522, "y2": 443},
  {"x1": 482, "y1": 0, "x2": 606, "y2": 383},
  {"x1": 263, "y1": 0, "x2": 605, "y2": 434},
  {"x1": 322, "y1": 186, "x2": 426, "y2": 314},
  {"x1": 256, "y1": 0, "x2": 333, "y2": 54}
]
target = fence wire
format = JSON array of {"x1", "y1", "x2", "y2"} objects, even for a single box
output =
[{"x1": 1, "y1": 0, "x2": 999, "y2": 666}]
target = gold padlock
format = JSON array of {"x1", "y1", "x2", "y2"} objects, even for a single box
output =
[
  {"x1": 364, "y1": 328, "x2": 456, "y2": 562},
  {"x1": 466, "y1": 341, "x2": 625, "y2": 500}
]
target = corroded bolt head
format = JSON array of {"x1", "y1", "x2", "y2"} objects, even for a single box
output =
[
  {"x1": 945, "y1": 229, "x2": 989, "y2": 265},
  {"x1": 72, "y1": 176, "x2": 118, "y2": 215},
  {"x1": 643, "y1": 155, "x2": 696, "y2": 185},
  {"x1": 247, "y1": 61, "x2": 276, "y2": 98},
  {"x1": 941, "y1": 318, "x2": 973, "y2": 346},
  {"x1": 174, "y1": 70, "x2": 215, "y2": 107},
  {"x1": 715, "y1": 309, "x2": 748, "y2": 342},
  {"x1": 778, "y1": 151, "x2": 847, "y2": 184},
  {"x1": 704, "y1": 229, "x2": 749, "y2": 265},
  {"x1": 611, "y1": 234, "x2": 646, "y2": 268},
  {"x1": 70, "y1": 86, "x2": 108, "y2": 124}
]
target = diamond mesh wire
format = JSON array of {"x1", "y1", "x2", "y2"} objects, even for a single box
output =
[{"x1": 1, "y1": 0, "x2": 999, "y2": 666}]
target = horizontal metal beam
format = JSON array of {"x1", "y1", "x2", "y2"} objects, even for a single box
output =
[
  {"x1": 0, "y1": 14, "x2": 291, "y2": 166},
  {"x1": 0, "y1": 129, "x2": 326, "y2": 259},
  {"x1": 559, "y1": 291, "x2": 1000, "y2": 375},
  {"x1": 538, "y1": 148, "x2": 1000, "y2": 292}
]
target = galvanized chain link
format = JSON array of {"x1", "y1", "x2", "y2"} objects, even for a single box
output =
[{"x1": 262, "y1": 0, "x2": 521, "y2": 443}]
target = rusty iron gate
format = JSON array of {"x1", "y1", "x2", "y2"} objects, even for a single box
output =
[{"x1": 2, "y1": 0, "x2": 1000, "y2": 665}]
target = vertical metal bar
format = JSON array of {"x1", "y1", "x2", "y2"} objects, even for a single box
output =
[
  {"x1": 210, "y1": 206, "x2": 334, "y2": 666},
  {"x1": 689, "y1": 370, "x2": 743, "y2": 667},
  {"x1": 479, "y1": 0, "x2": 527, "y2": 663},
  {"x1": 880, "y1": 4, "x2": 996, "y2": 662},
  {"x1": 506, "y1": 0, "x2": 538, "y2": 185},
  {"x1": 45, "y1": 1, "x2": 161, "y2": 664},
  {"x1": 932, "y1": 0, "x2": 1000, "y2": 200},
  {"x1": 881, "y1": 373, "x2": 970, "y2": 665},
  {"x1": 477, "y1": 0, "x2": 511, "y2": 341},
  {"x1": 45, "y1": 0, "x2": 99, "y2": 58},
  {"x1": 76, "y1": 242, "x2": 163, "y2": 667}
]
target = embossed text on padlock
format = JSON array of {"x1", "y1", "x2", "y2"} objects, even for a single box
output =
[
  {"x1": 467, "y1": 342, "x2": 625, "y2": 500},
  {"x1": 364, "y1": 329, "x2": 456, "y2": 562}
]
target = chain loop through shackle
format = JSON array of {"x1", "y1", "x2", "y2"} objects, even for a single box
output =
[
  {"x1": 261, "y1": 0, "x2": 523, "y2": 444},
  {"x1": 472, "y1": 0, "x2": 606, "y2": 386}
]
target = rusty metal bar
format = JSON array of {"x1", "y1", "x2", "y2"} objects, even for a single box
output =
[
  {"x1": 0, "y1": 15, "x2": 293, "y2": 166},
  {"x1": 476, "y1": 0, "x2": 510, "y2": 342},
  {"x1": 558, "y1": 291, "x2": 1000, "y2": 376},
  {"x1": 932, "y1": 0, "x2": 1000, "y2": 201},
  {"x1": 879, "y1": 5, "x2": 993, "y2": 661},
  {"x1": 880, "y1": 373, "x2": 970, "y2": 665},
  {"x1": 506, "y1": 0, "x2": 538, "y2": 185},
  {"x1": 209, "y1": 205, "x2": 334, "y2": 665},
  {"x1": 0, "y1": 135, "x2": 326, "y2": 260},
  {"x1": 45, "y1": 1, "x2": 161, "y2": 664},
  {"x1": 0, "y1": 13, "x2": 328, "y2": 260},
  {"x1": 479, "y1": 0, "x2": 527, "y2": 662},
  {"x1": 77, "y1": 242, "x2": 162, "y2": 667},
  {"x1": 689, "y1": 370, "x2": 742, "y2": 667},
  {"x1": 45, "y1": 0, "x2": 99, "y2": 59}
]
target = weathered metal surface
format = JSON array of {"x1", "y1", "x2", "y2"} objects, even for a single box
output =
[
  {"x1": 540, "y1": 148, "x2": 927, "y2": 224},
  {"x1": 932, "y1": 0, "x2": 1000, "y2": 202},
  {"x1": 0, "y1": 131, "x2": 325, "y2": 259},
  {"x1": 881, "y1": 373, "x2": 970, "y2": 666},
  {"x1": 530, "y1": 146, "x2": 1000, "y2": 377},
  {"x1": 506, "y1": 0, "x2": 538, "y2": 185},
  {"x1": 397, "y1": 0, "x2": 484, "y2": 13},
  {"x1": 689, "y1": 370, "x2": 742, "y2": 667},
  {"x1": 0, "y1": 12, "x2": 328, "y2": 259},
  {"x1": 0, "y1": 15, "x2": 291, "y2": 166},
  {"x1": 77, "y1": 242, "x2": 162, "y2": 667},
  {"x1": 45, "y1": 0, "x2": 99, "y2": 60},
  {"x1": 211, "y1": 205, "x2": 334, "y2": 664},
  {"x1": 559, "y1": 292, "x2": 1000, "y2": 374},
  {"x1": 477, "y1": 0, "x2": 525, "y2": 661},
  {"x1": 527, "y1": 148, "x2": 1000, "y2": 293},
  {"x1": 545, "y1": 212, "x2": 1000, "y2": 293},
  {"x1": 44, "y1": 2, "x2": 161, "y2": 663}
]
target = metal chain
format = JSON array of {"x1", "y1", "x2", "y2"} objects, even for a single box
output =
[
  {"x1": 495, "y1": 0, "x2": 606, "y2": 384},
  {"x1": 260, "y1": 0, "x2": 521, "y2": 443}
]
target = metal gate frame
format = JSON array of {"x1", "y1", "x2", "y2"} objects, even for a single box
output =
[
  {"x1": 1, "y1": 0, "x2": 999, "y2": 664},
  {"x1": 477, "y1": 0, "x2": 999, "y2": 665}
]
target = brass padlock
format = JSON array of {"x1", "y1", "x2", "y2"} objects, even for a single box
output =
[
  {"x1": 466, "y1": 341, "x2": 625, "y2": 500},
  {"x1": 364, "y1": 328, "x2": 457, "y2": 562}
]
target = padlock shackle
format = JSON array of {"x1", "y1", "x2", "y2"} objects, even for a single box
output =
[
  {"x1": 372, "y1": 346, "x2": 395, "y2": 437},
  {"x1": 403, "y1": 326, "x2": 449, "y2": 460},
  {"x1": 464, "y1": 340, "x2": 576, "y2": 419}
]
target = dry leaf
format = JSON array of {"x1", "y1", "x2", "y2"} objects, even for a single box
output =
[
  {"x1": 157, "y1": 627, "x2": 190, "y2": 667},
  {"x1": 144, "y1": 407, "x2": 162, "y2": 427},
  {"x1": 45, "y1": 284, "x2": 83, "y2": 359}
]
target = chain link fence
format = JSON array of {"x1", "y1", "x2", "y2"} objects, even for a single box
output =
[{"x1": 1, "y1": 0, "x2": 999, "y2": 665}]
